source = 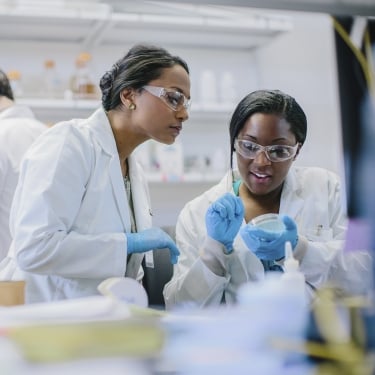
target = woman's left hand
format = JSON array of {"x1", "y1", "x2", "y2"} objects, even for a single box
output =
[{"x1": 240, "y1": 215, "x2": 298, "y2": 261}]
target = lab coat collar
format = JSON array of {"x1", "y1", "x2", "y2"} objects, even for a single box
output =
[{"x1": 86, "y1": 107, "x2": 117, "y2": 157}]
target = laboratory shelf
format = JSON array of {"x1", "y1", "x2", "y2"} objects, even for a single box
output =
[
  {"x1": 17, "y1": 98, "x2": 101, "y2": 124},
  {"x1": 17, "y1": 97, "x2": 233, "y2": 124},
  {"x1": 146, "y1": 171, "x2": 223, "y2": 184},
  {"x1": 18, "y1": 97, "x2": 233, "y2": 112},
  {"x1": 0, "y1": 2, "x2": 292, "y2": 50},
  {"x1": 18, "y1": 98, "x2": 100, "y2": 110}
]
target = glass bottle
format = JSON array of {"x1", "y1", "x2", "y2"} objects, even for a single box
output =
[
  {"x1": 43, "y1": 59, "x2": 61, "y2": 98},
  {"x1": 7, "y1": 70, "x2": 23, "y2": 97},
  {"x1": 70, "y1": 52, "x2": 97, "y2": 99}
]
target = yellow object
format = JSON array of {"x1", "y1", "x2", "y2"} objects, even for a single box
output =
[
  {"x1": 77, "y1": 52, "x2": 92, "y2": 63},
  {"x1": 7, "y1": 70, "x2": 21, "y2": 80},
  {"x1": 272, "y1": 287, "x2": 374, "y2": 375},
  {"x1": 8, "y1": 319, "x2": 165, "y2": 363},
  {"x1": 44, "y1": 59, "x2": 55, "y2": 69},
  {"x1": 70, "y1": 52, "x2": 97, "y2": 98}
]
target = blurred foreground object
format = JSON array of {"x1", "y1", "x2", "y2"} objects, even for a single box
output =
[
  {"x1": 332, "y1": 16, "x2": 375, "y2": 290},
  {"x1": 305, "y1": 287, "x2": 375, "y2": 375},
  {"x1": 0, "y1": 295, "x2": 164, "y2": 363},
  {"x1": 8, "y1": 319, "x2": 164, "y2": 363}
]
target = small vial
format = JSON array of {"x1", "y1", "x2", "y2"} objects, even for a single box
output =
[
  {"x1": 7, "y1": 70, "x2": 23, "y2": 97},
  {"x1": 43, "y1": 59, "x2": 61, "y2": 98},
  {"x1": 70, "y1": 52, "x2": 97, "y2": 99}
]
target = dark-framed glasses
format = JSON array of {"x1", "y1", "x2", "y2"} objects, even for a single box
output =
[
  {"x1": 142, "y1": 85, "x2": 191, "y2": 112},
  {"x1": 235, "y1": 138, "x2": 299, "y2": 162}
]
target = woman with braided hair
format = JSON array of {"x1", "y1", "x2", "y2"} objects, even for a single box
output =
[{"x1": 1, "y1": 44, "x2": 191, "y2": 303}]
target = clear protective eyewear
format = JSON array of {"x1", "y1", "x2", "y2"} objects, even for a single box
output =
[
  {"x1": 142, "y1": 85, "x2": 191, "y2": 112},
  {"x1": 235, "y1": 138, "x2": 299, "y2": 162}
]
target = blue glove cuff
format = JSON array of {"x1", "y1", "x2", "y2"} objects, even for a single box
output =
[{"x1": 126, "y1": 233, "x2": 138, "y2": 254}]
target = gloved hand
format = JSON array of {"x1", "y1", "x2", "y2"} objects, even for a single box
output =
[
  {"x1": 240, "y1": 215, "x2": 298, "y2": 261},
  {"x1": 127, "y1": 227, "x2": 180, "y2": 264},
  {"x1": 205, "y1": 192, "x2": 244, "y2": 253}
]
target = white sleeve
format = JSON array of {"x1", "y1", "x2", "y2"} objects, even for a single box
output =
[
  {"x1": 163, "y1": 205, "x2": 230, "y2": 309},
  {"x1": 0, "y1": 135, "x2": 9, "y2": 192},
  {"x1": 298, "y1": 236, "x2": 372, "y2": 296},
  {"x1": 10, "y1": 125, "x2": 126, "y2": 279},
  {"x1": 295, "y1": 171, "x2": 372, "y2": 295}
]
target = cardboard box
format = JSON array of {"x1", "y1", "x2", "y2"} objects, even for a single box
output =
[{"x1": 0, "y1": 281, "x2": 25, "y2": 306}]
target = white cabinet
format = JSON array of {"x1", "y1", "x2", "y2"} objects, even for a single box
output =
[
  {"x1": 17, "y1": 97, "x2": 232, "y2": 123},
  {"x1": 17, "y1": 98, "x2": 100, "y2": 123},
  {"x1": 0, "y1": 2, "x2": 292, "y2": 49}
]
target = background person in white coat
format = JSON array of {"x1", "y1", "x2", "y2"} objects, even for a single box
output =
[
  {"x1": 0, "y1": 69, "x2": 47, "y2": 261},
  {"x1": 164, "y1": 89, "x2": 372, "y2": 309},
  {"x1": 1, "y1": 44, "x2": 190, "y2": 303}
]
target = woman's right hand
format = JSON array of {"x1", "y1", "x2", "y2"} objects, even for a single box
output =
[{"x1": 205, "y1": 193, "x2": 244, "y2": 253}]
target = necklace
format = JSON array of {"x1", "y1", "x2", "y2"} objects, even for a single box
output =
[{"x1": 123, "y1": 175, "x2": 131, "y2": 197}]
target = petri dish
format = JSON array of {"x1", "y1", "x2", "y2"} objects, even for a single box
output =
[{"x1": 250, "y1": 213, "x2": 285, "y2": 233}]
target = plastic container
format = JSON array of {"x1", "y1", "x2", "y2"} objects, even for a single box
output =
[
  {"x1": 250, "y1": 213, "x2": 285, "y2": 233},
  {"x1": 70, "y1": 52, "x2": 97, "y2": 99},
  {"x1": 281, "y1": 241, "x2": 306, "y2": 303}
]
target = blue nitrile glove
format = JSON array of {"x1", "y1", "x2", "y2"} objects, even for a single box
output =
[
  {"x1": 127, "y1": 227, "x2": 180, "y2": 264},
  {"x1": 205, "y1": 192, "x2": 245, "y2": 253},
  {"x1": 240, "y1": 215, "x2": 298, "y2": 261}
]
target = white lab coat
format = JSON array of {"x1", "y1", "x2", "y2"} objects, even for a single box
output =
[
  {"x1": 0, "y1": 108, "x2": 153, "y2": 303},
  {"x1": 164, "y1": 167, "x2": 372, "y2": 309},
  {"x1": 0, "y1": 105, "x2": 47, "y2": 261}
]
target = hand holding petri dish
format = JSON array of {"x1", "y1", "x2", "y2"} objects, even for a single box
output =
[{"x1": 250, "y1": 213, "x2": 286, "y2": 236}]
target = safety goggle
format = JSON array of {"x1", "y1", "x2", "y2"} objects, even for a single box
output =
[
  {"x1": 142, "y1": 85, "x2": 191, "y2": 112},
  {"x1": 235, "y1": 138, "x2": 299, "y2": 162}
]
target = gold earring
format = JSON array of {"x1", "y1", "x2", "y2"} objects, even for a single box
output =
[{"x1": 129, "y1": 103, "x2": 136, "y2": 110}]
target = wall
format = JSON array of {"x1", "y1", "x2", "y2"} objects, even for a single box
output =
[
  {"x1": 0, "y1": 9, "x2": 345, "y2": 227},
  {"x1": 254, "y1": 11, "x2": 343, "y2": 176}
]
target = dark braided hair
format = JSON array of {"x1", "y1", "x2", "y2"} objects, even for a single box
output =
[
  {"x1": 99, "y1": 44, "x2": 189, "y2": 111},
  {"x1": 0, "y1": 69, "x2": 14, "y2": 100},
  {"x1": 229, "y1": 89, "x2": 307, "y2": 168}
]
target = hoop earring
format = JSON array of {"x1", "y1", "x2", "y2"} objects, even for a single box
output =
[{"x1": 129, "y1": 103, "x2": 136, "y2": 110}]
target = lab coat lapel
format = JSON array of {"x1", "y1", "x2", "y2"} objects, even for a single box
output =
[
  {"x1": 87, "y1": 109, "x2": 149, "y2": 278},
  {"x1": 108, "y1": 155, "x2": 131, "y2": 232},
  {"x1": 88, "y1": 108, "x2": 131, "y2": 232},
  {"x1": 126, "y1": 156, "x2": 153, "y2": 277},
  {"x1": 128, "y1": 155, "x2": 152, "y2": 231}
]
